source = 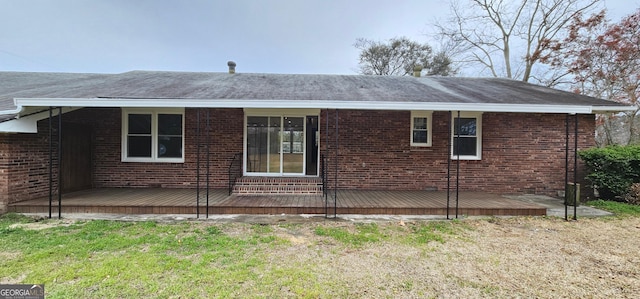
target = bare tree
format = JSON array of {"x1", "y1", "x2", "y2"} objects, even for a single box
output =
[
  {"x1": 435, "y1": 0, "x2": 599, "y2": 82},
  {"x1": 354, "y1": 37, "x2": 455, "y2": 76}
]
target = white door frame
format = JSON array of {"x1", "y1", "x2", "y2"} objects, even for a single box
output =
[{"x1": 243, "y1": 109, "x2": 320, "y2": 176}]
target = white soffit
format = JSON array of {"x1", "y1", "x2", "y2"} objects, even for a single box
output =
[
  {"x1": 12, "y1": 97, "x2": 622, "y2": 114},
  {"x1": 0, "y1": 107, "x2": 81, "y2": 133}
]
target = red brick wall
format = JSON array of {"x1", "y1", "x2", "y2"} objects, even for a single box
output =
[
  {"x1": 0, "y1": 108, "x2": 244, "y2": 206},
  {"x1": 0, "y1": 135, "x2": 9, "y2": 213},
  {"x1": 0, "y1": 126, "x2": 53, "y2": 206},
  {"x1": 320, "y1": 110, "x2": 594, "y2": 196},
  {"x1": 1, "y1": 108, "x2": 595, "y2": 207},
  {"x1": 91, "y1": 108, "x2": 243, "y2": 188}
]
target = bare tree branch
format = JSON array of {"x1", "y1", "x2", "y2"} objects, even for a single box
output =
[{"x1": 434, "y1": 0, "x2": 601, "y2": 82}]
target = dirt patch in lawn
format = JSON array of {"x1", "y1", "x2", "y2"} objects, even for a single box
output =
[
  {"x1": 262, "y1": 217, "x2": 640, "y2": 298},
  {"x1": 8, "y1": 218, "x2": 76, "y2": 231}
]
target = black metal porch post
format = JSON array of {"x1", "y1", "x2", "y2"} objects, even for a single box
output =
[
  {"x1": 57, "y1": 107, "x2": 62, "y2": 219},
  {"x1": 196, "y1": 109, "x2": 201, "y2": 218},
  {"x1": 574, "y1": 114, "x2": 578, "y2": 220},
  {"x1": 455, "y1": 111, "x2": 460, "y2": 219},
  {"x1": 206, "y1": 109, "x2": 210, "y2": 218},
  {"x1": 447, "y1": 111, "x2": 452, "y2": 220},
  {"x1": 334, "y1": 109, "x2": 338, "y2": 218},
  {"x1": 325, "y1": 109, "x2": 329, "y2": 217},
  {"x1": 564, "y1": 114, "x2": 569, "y2": 221},
  {"x1": 48, "y1": 107, "x2": 53, "y2": 219},
  {"x1": 318, "y1": 109, "x2": 329, "y2": 218}
]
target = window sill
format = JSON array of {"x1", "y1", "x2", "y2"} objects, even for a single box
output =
[
  {"x1": 450, "y1": 156, "x2": 482, "y2": 161},
  {"x1": 122, "y1": 158, "x2": 185, "y2": 163}
]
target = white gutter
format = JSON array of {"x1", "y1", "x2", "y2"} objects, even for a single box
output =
[
  {"x1": 591, "y1": 105, "x2": 637, "y2": 113},
  {"x1": 0, "y1": 103, "x2": 25, "y2": 117},
  {"x1": 14, "y1": 97, "x2": 625, "y2": 114}
]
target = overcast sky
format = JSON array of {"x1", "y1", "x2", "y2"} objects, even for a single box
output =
[{"x1": 0, "y1": 0, "x2": 634, "y2": 75}]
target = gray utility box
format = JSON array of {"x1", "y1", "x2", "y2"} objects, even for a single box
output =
[{"x1": 565, "y1": 182, "x2": 580, "y2": 206}]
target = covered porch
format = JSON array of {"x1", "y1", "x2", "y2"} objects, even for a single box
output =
[{"x1": 9, "y1": 188, "x2": 546, "y2": 217}]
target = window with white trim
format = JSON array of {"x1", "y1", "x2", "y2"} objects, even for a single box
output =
[
  {"x1": 410, "y1": 111, "x2": 432, "y2": 146},
  {"x1": 451, "y1": 112, "x2": 482, "y2": 160},
  {"x1": 122, "y1": 108, "x2": 185, "y2": 162}
]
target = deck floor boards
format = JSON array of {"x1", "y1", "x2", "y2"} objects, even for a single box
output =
[{"x1": 8, "y1": 188, "x2": 546, "y2": 216}]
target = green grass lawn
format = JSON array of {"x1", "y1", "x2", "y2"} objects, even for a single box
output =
[
  {"x1": 2, "y1": 202, "x2": 639, "y2": 298},
  {"x1": 0, "y1": 214, "x2": 465, "y2": 298},
  {"x1": 586, "y1": 199, "x2": 640, "y2": 217}
]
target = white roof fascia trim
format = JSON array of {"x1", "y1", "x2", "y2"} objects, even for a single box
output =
[
  {"x1": 15, "y1": 97, "x2": 611, "y2": 114},
  {"x1": 591, "y1": 105, "x2": 637, "y2": 113},
  {"x1": 0, "y1": 107, "x2": 81, "y2": 133}
]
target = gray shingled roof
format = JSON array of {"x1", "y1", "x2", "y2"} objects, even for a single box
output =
[{"x1": 0, "y1": 70, "x2": 630, "y2": 122}]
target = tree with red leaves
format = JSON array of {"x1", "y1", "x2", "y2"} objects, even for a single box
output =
[{"x1": 541, "y1": 9, "x2": 640, "y2": 145}]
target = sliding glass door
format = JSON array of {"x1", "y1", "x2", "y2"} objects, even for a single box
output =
[
  {"x1": 246, "y1": 116, "x2": 305, "y2": 175},
  {"x1": 246, "y1": 116, "x2": 280, "y2": 173},
  {"x1": 281, "y1": 117, "x2": 304, "y2": 173}
]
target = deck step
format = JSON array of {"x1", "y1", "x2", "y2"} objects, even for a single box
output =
[{"x1": 233, "y1": 177, "x2": 323, "y2": 195}]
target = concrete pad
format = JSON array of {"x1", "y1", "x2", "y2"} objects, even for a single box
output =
[
  {"x1": 505, "y1": 194, "x2": 613, "y2": 218},
  {"x1": 19, "y1": 212, "x2": 454, "y2": 223}
]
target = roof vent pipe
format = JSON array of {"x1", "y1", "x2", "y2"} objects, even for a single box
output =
[
  {"x1": 227, "y1": 61, "x2": 236, "y2": 74},
  {"x1": 413, "y1": 65, "x2": 422, "y2": 77}
]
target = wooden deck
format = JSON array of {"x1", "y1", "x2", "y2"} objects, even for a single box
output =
[{"x1": 8, "y1": 188, "x2": 546, "y2": 216}]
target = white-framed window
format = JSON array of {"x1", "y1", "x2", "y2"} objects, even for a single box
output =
[
  {"x1": 410, "y1": 111, "x2": 433, "y2": 147},
  {"x1": 121, "y1": 108, "x2": 185, "y2": 163},
  {"x1": 451, "y1": 112, "x2": 482, "y2": 160}
]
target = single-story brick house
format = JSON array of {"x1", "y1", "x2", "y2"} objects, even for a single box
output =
[{"x1": 0, "y1": 68, "x2": 633, "y2": 214}]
